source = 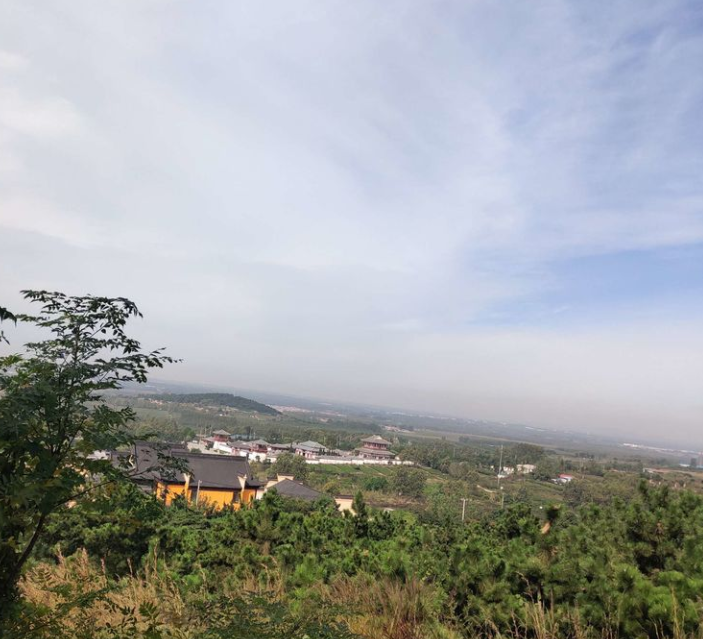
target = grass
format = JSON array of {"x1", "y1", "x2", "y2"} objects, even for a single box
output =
[
  {"x1": 304, "y1": 463, "x2": 450, "y2": 504},
  {"x1": 16, "y1": 550, "x2": 703, "y2": 639}
]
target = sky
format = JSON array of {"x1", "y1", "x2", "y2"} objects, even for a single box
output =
[{"x1": 0, "y1": 0, "x2": 702, "y2": 445}]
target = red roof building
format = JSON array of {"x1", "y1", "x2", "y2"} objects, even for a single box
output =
[{"x1": 356, "y1": 435, "x2": 395, "y2": 460}]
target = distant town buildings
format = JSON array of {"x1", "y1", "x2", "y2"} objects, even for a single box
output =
[
  {"x1": 294, "y1": 441, "x2": 327, "y2": 458},
  {"x1": 497, "y1": 464, "x2": 537, "y2": 478},
  {"x1": 356, "y1": 435, "x2": 394, "y2": 460},
  {"x1": 517, "y1": 464, "x2": 536, "y2": 474},
  {"x1": 189, "y1": 431, "x2": 409, "y2": 466}
]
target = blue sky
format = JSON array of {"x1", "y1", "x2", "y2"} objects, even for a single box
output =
[
  {"x1": 483, "y1": 245, "x2": 703, "y2": 329},
  {"x1": 0, "y1": 0, "x2": 702, "y2": 443}
]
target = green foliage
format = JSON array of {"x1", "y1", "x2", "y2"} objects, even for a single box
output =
[
  {"x1": 362, "y1": 476, "x2": 389, "y2": 491},
  {"x1": 352, "y1": 491, "x2": 367, "y2": 520},
  {"x1": 150, "y1": 393, "x2": 280, "y2": 416},
  {"x1": 272, "y1": 452, "x2": 309, "y2": 481},
  {"x1": 0, "y1": 304, "x2": 16, "y2": 344},
  {"x1": 129, "y1": 416, "x2": 196, "y2": 443},
  {"x1": 0, "y1": 291, "x2": 176, "y2": 616},
  {"x1": 535, "y1": 457, "x2": 562, "y2": 480},
  {"x1": 399, "y1": 440, "x2": 545, "y2": 476},
  {"x1": 390, "y1": 467, "x2": 427, "y2": 498},
  {"x1": 8, "y1": 578, "x2": 357, "y2": 639},
  {"x1": 17, "y1": 475, "x2": 703, "y2": 638},
  {"x1": 37, "y1": 483, "x2": 166, "y2": 577},
  {"x1": 190, "y1": 592, "x2": 358, "y2": 639}
]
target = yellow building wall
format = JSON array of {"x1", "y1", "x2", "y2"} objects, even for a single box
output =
[
  {"x1": 194, "y1": 488, "x2": 237, "y2": 509},
  {"x1": 156, "y1": 482, "x2": 257, "y2": 511},
  {"x1": 335, "y1": 497, "x2": 354, "y2": 512},
  {"x1": 156, "y1": 481, "x2": 188, "y2": 505}
]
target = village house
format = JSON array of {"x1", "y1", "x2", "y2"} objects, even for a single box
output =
[
  {"x1": 246, "y1": 439, "x2": 270, "y2": 457},
  {"x1": 118, "y1": 443, "x2": 264, "y2": 510},
  {"x1": 248, "y1": 439, "x2": 270, "y2": 452},
  {"x1": 211, "y1": 429, "x2": 231, "y2": 443},
  {"x1": 225, "y1": 439, "x2": 271, "y2": 462},
  {"x1": 294, "y1": 440, "x2": 327, "y2": 458},
  {"x1": 111, "y1": 441, "x2": 188, "y2": 493},
  {"x1": 264, "y1": 474, "x2": 354, "y2": 512},
  {"x1": 517, "y1": 464, "x2": 536, "y2": 474},
  {"x1": 268, "y1": 442, "x2": 294, "y2": 452},
  {"x1": 268, "y1": 477, "x2": 325, "y2": 501},
  {"x1": 356, "y1": 435, "x2": 395, "y2": 460}
]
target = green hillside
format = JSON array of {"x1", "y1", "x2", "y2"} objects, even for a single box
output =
[{"x1": 149, "y1": 392, "x2": 280, "y2": 416}]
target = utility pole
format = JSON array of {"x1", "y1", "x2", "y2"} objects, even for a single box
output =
[
  {"x1": 461, "y1": 498, "x2": 468, "y2": 523},
  {"x1": 497, "y1": 444, "x2": 504, "y2": 490},
  {"x1": 195, "y1": 480, "x2": 202, "y2": 505}
]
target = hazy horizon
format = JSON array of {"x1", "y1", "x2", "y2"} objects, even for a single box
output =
[
  {"x1": 1, "y1": 1, "x2": 702, "y2": 443},
  {"x1": 126, "y1": 375, "x2": 699, "y2": 451}
]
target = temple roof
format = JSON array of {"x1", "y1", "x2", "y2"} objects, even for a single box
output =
[
  {"x1": 361, "y1": 435, "x2": 392, "y2": 446},
  {"x1": 122, "y1": 443, "x2": 254, "y2": 489},
  {"x1": 171, "y1": 452, "x2": 252, "y2": 488},
  {"x1": 295, "y1": 440, "x2": 326, "y2": 450},
  {"x1": 356, "y1": 447, "x2": 395, "y2": 457},
  {"x1": 271, "y1": 479, "x2": 324, "y2": 501}
]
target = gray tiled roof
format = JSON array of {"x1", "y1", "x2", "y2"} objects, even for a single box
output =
[
  {"x1": 123, "y1": 443, "x2": 253, "y2": 490},
  {"x1": 361, "y1": 435, "x2": 392, "y2": 446},
  {"x1": 295, "y1": 440, "x2": 325, "y2": 450},
  {"x1": 357, "y1": 447, "x2": 394, "y2": 457},
  {"x1": 171, "y1": 452, "x2": 251, "y2": 489},
  {"x1": 271, "y1": 479, "x2": 323, "y2": 501},
  {"x1": 114, "y1": 441, "x2": 186, "y2": 482}
]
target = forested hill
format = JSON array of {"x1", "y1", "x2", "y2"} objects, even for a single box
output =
[{"x1": 150, "y1": 393, "x2": 280, "y2": 415}]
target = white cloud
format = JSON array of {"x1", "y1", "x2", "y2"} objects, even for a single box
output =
[
  {"x1": 0, "y1": 89, "x2": 83, "y2": 138},
  {"x1": 0, "y1": 195, "x2": 100, "y2": 247},
  {"x1": 0, "y1": 50, "x2": 28, "y2": 71},
  {"x1": 0, "y1": 0, "x2": 701, "y2": 442}
]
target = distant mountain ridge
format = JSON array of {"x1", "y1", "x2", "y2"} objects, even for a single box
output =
[{"x1": 150, "y1": 393, "x2": 280, "y2": 416}]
